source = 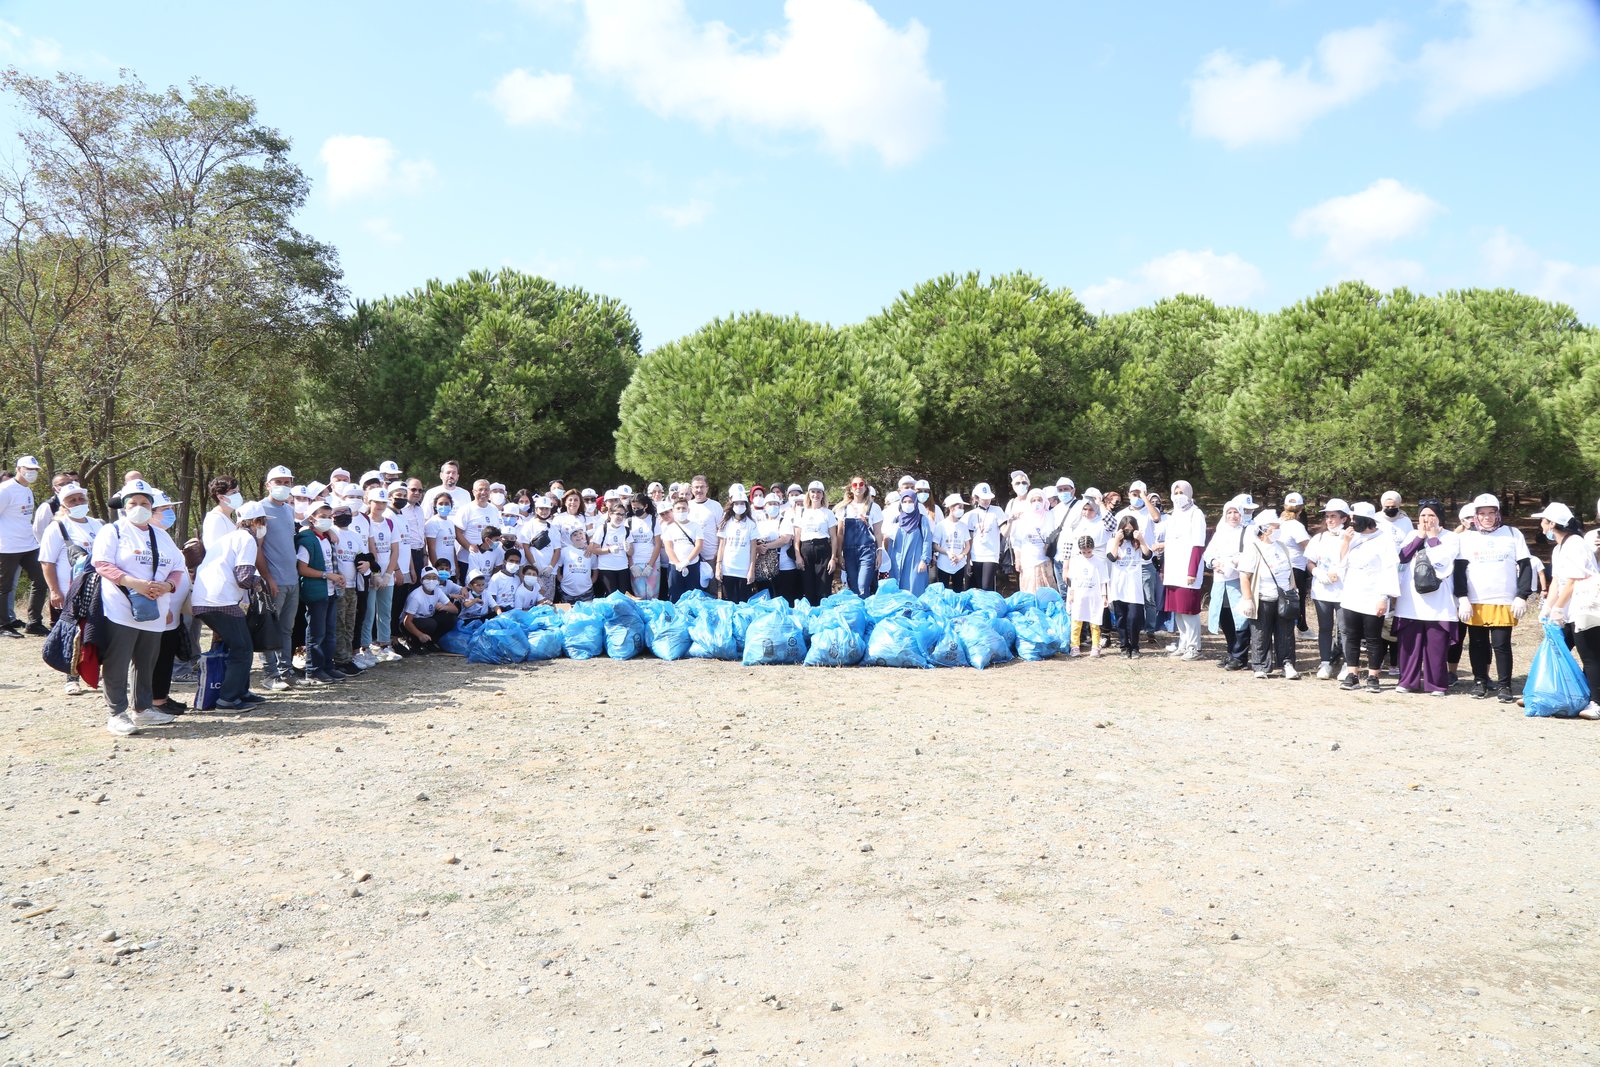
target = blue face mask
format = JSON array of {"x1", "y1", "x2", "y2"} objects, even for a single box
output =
[
  {"x1": 1133, "y1": 498, "x2": 1147, "y2": 511},
  {"x1": 437, "y1": 505, "x2": 453, "y2": 518},
  {"x1": 154, "y1": 509, "x2": 175, "y2": 530}
]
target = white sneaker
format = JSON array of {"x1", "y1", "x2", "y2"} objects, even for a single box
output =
[
  {"x1": 1166, "y1": 644, "x2": 1183, "y2": 656},
  {"x1": 1066, "y1": 647, "x2": 1079, "y2": 657},
  {"x1": 291, "y1": 651, "x2": 307, "y2": 671},
  {"x1": 1283, "y1": 663, "x2": 1300, "y2": 680},
  {"x1": 1180, "y1": 650, "x2": 1201, "y2": 661},
  {"x1": 1578, "y1": 702, "x2": 1600, "y2": 720},
  {"x1": 265, "y1": 677, "x2": 291, "y2": 692},
  {"x1": 1315, "y1": 662, "x2": 1331, "y2": 680},
  {"x1": 133, "y1": 707, "x2": 177, "y2": 726},
  {"x1": 105, "y1": 713, "x2": 138, "y2": 736},
  {"x1": 1253, "y1": 669, "x2": 1268, "y2": 679},
  {"x1": 1336, "y1": 665, "x2": 1352, "y2": 681},
  {"x1": 63, "y1": 679, "x2": 84, "y2": 696},
  {"x1": 1090, "y1": 648, "x2": 1102, "y2": 658},
  {"x1": 376, "y1": 647, "x2": 401, "y2": 663}
]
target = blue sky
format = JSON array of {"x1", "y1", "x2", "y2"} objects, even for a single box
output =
[{"x1": 3, "y1": 0, "x2": 1597, "y2": 347}]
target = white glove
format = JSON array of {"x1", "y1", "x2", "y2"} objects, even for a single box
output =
[
  {"x1": 1548, "y1": 605, "x2": 1567, "y2": 626},
  {"x1": 1457, "y1": 597, "x2": 1473, "y2": 623},
  {"x1": 1512, "y1": 597, "x2": 1528, "y2": 620}
]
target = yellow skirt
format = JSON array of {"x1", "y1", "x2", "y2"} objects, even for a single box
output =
[{"x1": 1468, "y1": 603, "x2": 1515, "y2": 628}]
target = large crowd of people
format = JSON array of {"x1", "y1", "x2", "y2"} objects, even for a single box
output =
[{"x1": 4, "y1": 454, "x2": 1598, "y2": 735}]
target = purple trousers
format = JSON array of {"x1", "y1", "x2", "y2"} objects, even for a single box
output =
[{"x1": 1395, "y1": 617, "x2": 1457, "y2": 693}]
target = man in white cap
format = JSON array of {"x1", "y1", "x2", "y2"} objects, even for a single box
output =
[
  {"x1": 257, "y1": 465, "x2": 300, "y2": 688},
  {"x1": 0, "y1": 455, "x2": 48, "y2": 635},
  {"x1": 31, "y1": 468, "x2": 80, "y2": 543},
  {"x1": 378, "y1": 460, "x2": 403, "y2": 487},
  {"x1": 36, "y1": 481, "x2": 102, "y2": 644}
]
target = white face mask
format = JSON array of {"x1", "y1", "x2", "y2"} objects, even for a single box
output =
[
  {"x1": 250, "y1": 524, "x2": 266, "y2": 540},
  {"x1": 1171, "y1": 492, "x2": 1191, "y2": 510},
  {"x1": 269, "y1": 484, "x2": 292, "y2": 502},
  {"x1": 522, "y1": 575, "x2": 537, "y2": 589},
  {"x1": 505, "y1": 561, "x2": 519, "y2": 573},
  {"x1": 314, "y1": 517, "x2": 334, "y2": 532},
  {"x1": 422, "y1": 579, "x2": 438, "y2": 593},
  {"x1": 224, "y1": 491, "x2": 244, "y2": 509},
  {"x1": 951, "y1": 507, "x2": 964, "y2": 520},
  {"x1": 765, "y1": 504, "x2": 780, "y2": 517},
  {"x1": 584, "y1": 501, "x2": 597, "y2": 514},
  {"x1": 1012, "y1": 483, "x2": 1027, "y2": 495},
  {"x1": 19, "y1": 469, "x2": 38, "y2": 485},
  {"x1": 125, "y1": 504, "x2": 153, "y2": 525},
  {"x1": 490, "y1": 492, "x2": 506, "y2": 507},
  {"x1": 674, "y1": 512, "x2": 688, "y2": 523},
  {"x1": 901, "y1": 501, "x2": 916, "y2": 513},
  {"x1": 733, "y1": 503, "x2": 747, "y2": 515},
  {"x1": 67, "y1": 503, "x2": 90, "y2": 520}
]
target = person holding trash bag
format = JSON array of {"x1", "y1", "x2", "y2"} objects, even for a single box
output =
[{"x1": 1534, "y1": 501, "x2": 1600, "y2": 719}]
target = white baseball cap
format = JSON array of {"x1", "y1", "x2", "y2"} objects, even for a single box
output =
[
  {"x1": 1284, "y1": 491, "x2": 1305, "y2": 507},
  {"x1": 150, "y1": 489, "x2": 174, "y2": 508},
  {"x1": 489, "y1": 482, "x2": 506, "y2": 492},
  {"x1": 291, "y1": 485, "x2": 309, "y2": 498},
  {"x1": 1009, "y1": 470, "x2": 1029, "y2": 483},
  {"x1": 1129, "y1": 480, "x2": 1147, "y2": 493},
  {"x1": 582, "y1": 487, "x2": 597, "y2": 499},
  {"x1": 56, "y1": 482, "x2": 86, "y2": 502},
  {"x1": 897, "y1": 475, "x2": 915, "y2": 488},
  {"x1": 807, "y1": 480, "x2": 825, "y2": 492},
  {"x1": 329, "y1": 467, "x2": 351, "y2": 480},
  {"x1": 1056, "y1": 477, "x2": 1074, "y2": 489},
  {"x1": 1254, "y1": 508, "x2": 1280, "y2": 526},
  {"x1": 379, "y1": 460, "x2": 402, "y2": 475},
  {"x1": 729, "y1": 486, "x2": 749, "y2": 502},
  {"x1": 618, "y1": 484, "x2": 634, "y2": 497},
  {"x1": 358, "y1": 470, "x2": 382, "y2": 486},
  {"x1": 973, "y1": 482, "x2": 995, "y2": 499},
  {"x1": 465, "y1": 569, "x2": 486, "y2": 585},
  {"x1": 235, "y1": 500, "x2": 267, "y2": 522},
  {"x1": 16, "y1": 455, "x2": 40, "y2": 469},
  {"x1": 122, "y1": 478, "x2": 156, "y2": 498},
  {"x1": 1322, "y1": 498, "x2": 1351, "y2": 515},
  {"x1": 364, "y1": 487, "x2": 386, "y2": 503},
  {"x1": 1531, "y1": 502, "x2": 1575, "y2": 525},
  {"x1": 306, "y1": 480, "x2": 327, "y2": 498},
  {"x1": 1043, "y1": 485, "x2": 1060, "y2": 500},
  {"x1": 1471, "y1": 493, "x2": 1500, "y2": 510},
  {"x1": 266, "y1": 464, "x2": 293, "y2": 481},
  {"x1": 1459, "y1": 503, "x2": 1476, "y2": 522},
  {"x1": 913, "y1": 478, "x2": 930, "y2": 491},
  {"x1": 1351, "y1": 501, "x2": 1377, "y2": 519}
]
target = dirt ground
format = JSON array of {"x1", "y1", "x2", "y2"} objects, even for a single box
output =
[{"x1": 2, "y1": 621, "x2": 1598, "y2": 1067}]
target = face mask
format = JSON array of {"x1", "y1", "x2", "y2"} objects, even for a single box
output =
[
  {"x1": 252, "y1": 524, "x2": 267, "y2": 541},
  {"x1": 1383, "y1": 506, "x2": 1399, "y2": 518},
  {"x1": 223, "y1": 491, "x2": 244, "y2": 509},
  {"x1": 67, "y1": 503, "x2": 90, "y2": 520},
  {"x1": 522, "y1": 575, "x2": 537, "y2": 589},
  {"x1": 390, "y1": 498, "x2": 407, "y2": 511},
  {"x1": 490, "y1": 492, "x2": 506, "y2": 507},
  {"x1": 314, "y1": 517, "x2": 333, "y2": 532},
  {"x1": 333, "y1": 514, "x2": 352, "y2": 528},
  {"x1": 1013, "y1": 483, "x2": 1027, "y2": 495},
  {"x1": 632, "y1": 505, "x2": 645, "y2": 515},
  {"x1": 733, "y1": 503, "x2": 747, "y2": 515},
  {"x1": 422, "y1": 579, "x2": 438, "y2": 593},
  {"x1": 584, "y1": 502, "x2": 597, "y2": 514},
  {"x1": 951, "y1": 507, "x2": 964, "y2": 520},
  {"x1": 154, "y1": 509, "x2": 174, "y2": 530},
  {"x1": 269, "y1": 484, "x2": 292, "y2": 502},
  {"x1": 125, "y1": 504, "x2": 153, "y2": 525},
  {"x1": 505, "y1": 560, "x2": 520, "y2": 572},
  {"x1": 916, "y1": 492, "x2": 929, "y2": 503},
  {"x1": 765, "y1": 504, "x2": 780, "y2": 517},
  {"x1": 19, "y1": 469, "x2": 37, "y2": 485},
  {"x1": 1033, "y1": 502, "x2": 1046, "y2": 514},
  {"x1": 436, "y1": 504, "x2": 452, "y2": 518},
  {"x1": 1171, "y1": 492, "x2": 1190, "y2": 510},
  {"x1": 1133, "y1": 498, "x2": 1146, "y2": 510},
  {"x1": 674, "y1": 512, "x2": 688, "y2": 523},
  {"x1": 901, "y1": 501, "x2": 916, "y2": 513}
]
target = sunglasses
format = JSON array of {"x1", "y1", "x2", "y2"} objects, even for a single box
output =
[{"x1": 850, "y1": 481, "x2": 865, "y2": 488}]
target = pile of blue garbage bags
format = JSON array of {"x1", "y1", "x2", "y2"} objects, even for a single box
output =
[{"x1": 438, "y1": 580, "x2": 1077, "y2": 669}]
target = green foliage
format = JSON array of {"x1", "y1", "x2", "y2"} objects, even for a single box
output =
[
  {"x1": 349, "y1": 269, "x2": 640, "y2": 489},
  {"x1": 614, "y1": 311, "x2": 918, "y2": 484}
]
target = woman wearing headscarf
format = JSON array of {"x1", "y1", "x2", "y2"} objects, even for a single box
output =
[
  {"x1": 91, "y1": 479, "x2": 190, "y2": 735},
  {"x1": 1007, "y1": 488, "x2": 1055, "y2": 593},
  {"x1": 1534, "y1": 501, "x2": 1600, "y2": 718},
  {"x1": 1305, "y1": 499, "x2": 1350, "y2": 680},
  {"x1": 836, "y1": 477, "x2": 881, "y2": 597},
  {"x1": 1201, "y1": 496, "x2": 1252, "y2": 671},
  {"x1": 881, "y1": 488, "x2": 935, "y2": 596},
  {"x1": 1454, "y1": 493, "x2": 1531, "y2": 703},
  {"x1": 1337, "y1": 502, "x2": 1401, "y2": 694},
  {"x1": 1161, "y1": 480, "x2": 1207, "y2": 660},
  {"x1": 1393, "y1": 499, "x2": 1460, "y2": 696},
  {"x1": 1238, "y1": 509, "x2": 1300, "y2": 679}
]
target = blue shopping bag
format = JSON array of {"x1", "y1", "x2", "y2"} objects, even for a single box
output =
[{"x1": 194, "y1": 648, "x2": 227, "y2": 710}]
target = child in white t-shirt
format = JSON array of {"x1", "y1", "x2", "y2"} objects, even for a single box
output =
[
  {"x1": 512, "y1": 564, "x2": 546, "y2": 610},
  {"x1": 484, "y1": 547, "x2": 523, "y2": 614},
  {"x1": 1067, "y1": 536, "x2": 1106, "y2": 656},
  {"x1": 466, "y1": 526, "x2": 505, "y2": 583},
  {"x1": 558, "y1": 529, "x2": 594, "y2": 603},
  {"x1": 458, "y1": 571, "x2": 490, "y2": 622}
]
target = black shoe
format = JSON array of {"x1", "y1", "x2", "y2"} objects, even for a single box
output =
[
  {"x1": 1497, "y1": 686, "x2": 1515, "y2": 704},
  {"x1": 1470, "y1": 681, "x2": 1489, "y2": 699},
  {"x1": 153, "y1": 700, "x2": 186, "y2": 714},
  {"x1": 240, "y1": 691, "x2": 268, "y2": 705},
  {"x1": 24, "y1": 621, "x2": 49, "y2": 636},
  {"x1": 336, "y1": 662, "x2": 363, "y2": 677},
  {"x1": 1366, "y1": 676, "x2": 1382, "y2": 693},
  {"x1": 1, "y1": 619, "x2": 22, "y2": 633},
  {"x1": 1129, "y1": 649, "x2": 1142, "y2": 660},
  {"x1": 1216, "y1": 656, "x2": 1232, "y2": 669},
  {"x1": 215, "y1": 697, "x2": 248, "y2": 711},
  {"x1": 1225, "y1": 658, "x2": 1245, "y2": 672},
  {"x1": 1340, "y1": 675, "x2": 1360, "y2": 691},
  {"x1": 312, "y1": 669, "x2": 343, "y2": 684}
]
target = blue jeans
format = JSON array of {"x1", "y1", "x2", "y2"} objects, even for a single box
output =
[
  {"x1": 305, "y1": 595, "x2": 338, "y2": 673},
  {"x1": 260, "y1": 582, "x2": 299, "y2": 681},
  {"x1": 362, "y1": 583, "x2": 393, "y2": 647},
  {"x1": 196, "y1": 610, "x2": 254, "y2": 702},
  {"x1": 842, "y1": 518, "x2": 877, "y2": 597}
]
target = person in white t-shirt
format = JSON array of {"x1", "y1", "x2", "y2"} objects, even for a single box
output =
[
  {"x1": 193, "y1": 500, "x2": 271, "y2": 710},
  {"x1": 402, "y1": 567, "x2": 459, "y2": 650},
  {"x1": 453, "y1": 480, "x2": 503, "y2": 554},
  {"x1": 963, "y1": 482, "x2": 1005, "y2": 592},
  {"x1": 625, "y1": 495, "x2": 662, "y2": 599},
  {"x1": 1107, "y1": 514, "x2": 1152, "y2": 657},
  {"x1": 200, "y1": 475, "x2": 245, "y2": 550},
  {"x1": 793, "y1": 482, "x2": 837, "y2": 605},
  {"x1": 836, "y1": 477, "x2": 882, "y2": 597},
  {"x1": 1238, "y1": 510, "x2": 1299, "y2": 679},
  {"x1": 328, "y1": 500, "x2": 368, "y2": 673},
  {"x1": 513, "y1": 564, "x2": 547, "y2": 610},
  {"x1": 485, "y1": 547, "x2": 524, "y2": 614},
  {"x1": 933, "y1": 494, "x2": 971, "y2": 592},
  {"x1": 754, "y1": 492, "x2": 796, "y2": 602},
  {"x1": 1305, "y1": 499, "x2": 1350, "y2": 679},
  {"x1": 37, "y1": 482, "x2": 102, "y2": 625},
  {"x1": 715, "y1": 489, "x2": 759, "y2": 603},
  {"x1": 686, "y1": 475, "x2": 722, "y2": 589},
  {"x1": 1535, "y1": 501, "x2": 1600, "y2": 718},
  {"x1": 590, "y1": 501, "x2": 633, "y2": 597},
  {"x1": 421, "y1": 461, "x2": 472, "y2": 520},
  {"x1": 1278, "y1": 492, "x2": 1313, "y2": 633},
  {"x1": 425, "y1": 495, "x2": 461, "y2": 580},
  {"x1": 1394, "y1": 499, "x2": 1462, "y2": 697},
  {"x1": 29, "y1": 469, "x2": 77, "y2": 545},
  {"x1": 1456, "y1": 493, "x2": 1531, "y2": 702},
  {"x1": 1337, "y1": 502, "x2": 1401, "y2": 694},
  {"x1": 0, "y1": 454, "x2": 47, "y2": 635},
  {"x1": 661, "y1": 501, "x2": 703, "y2": 603},
  {"x1": 353, "y1": 487, "x2": 401, "y2": 663},
  {"x1": 557, "y1": 527, "x2": 596, "y2": 604},
  {"x1": 1011, "y1": 488, "x2": 1055, "y2": 593}
]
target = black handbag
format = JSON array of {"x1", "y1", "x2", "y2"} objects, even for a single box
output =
[
  {"x1": 246, "y1": 587, "x2": 280, "y2": 652},
  {"x1": 1412, "y1": 546, "x2": 1441, "y2": 593}
]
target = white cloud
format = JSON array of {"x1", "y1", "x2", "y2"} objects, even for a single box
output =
[
  {"x1": 653, "y1": 198, "x2": 712, "y2": 228},
  {"x1": 1079, "y1": 249, "x2": 1266, "y2": 313},
  {"x1": 578, "y1": 0, "x2": 944, "y2": 165},
  {"x1": 318, "y1": 135, "x2": 436, "y2": 203},
  {"x1": 1188, "y1": 22, "x2": 1399, "y2": 147},
  {"x1": 1416, "y1": 0, "x2": 1600, "y2": 121},
  {"x1": 1480, "y1": 227, "x2": 1600, "y2": 321},
  {"x1": 0, "y1": 19, "x2": 62, "y2": 67},
  {"x1": 362, "y1": 217, "x2": 403, "y2": 246},
  {"x1": 1291, "y1": 178, "x2": 1443, "y2": 261},
  {"x1": 488, "y1": 68, "x2": 578, "y2": 126}
]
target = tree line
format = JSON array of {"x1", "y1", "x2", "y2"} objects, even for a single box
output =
[{"x1": 2, "y1": 70, "x2": 1596, "y2": 540}]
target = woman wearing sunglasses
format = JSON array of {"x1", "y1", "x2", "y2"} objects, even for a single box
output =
[{"x1": 836, "y1": 477, "x2": 881, "y2": 597}]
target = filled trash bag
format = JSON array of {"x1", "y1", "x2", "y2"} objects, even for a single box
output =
[
  {"x1": 926, "y1": 620, "x2": 968, "y2": 668},
  {"x1": 525, "y1": 626, "x2": 565, "y2": 660},
  {"x1": 803, "y1": 619, "x2": 867, "y2": 667},
  {"x1": 966, "y1": 589, "x2": 1008, "y2": 617},
  {"x1": 688, "y1": 602, "x2": 741, "y2": 660},
  {"x1": 742, "y1": 608, "x2": 808, "y2": 666},
  {"x1": 862, "y1": 614, "x2": 933, "y2": 669},
  {"x1": 644, "y1": 605, "x2": 691, "y2": 661},
  {"x1": 562, "y1": 604, "x2": 606, "y2": 660},
  {"x1": 920, "y1": 583, "x2": 968, "y2": 621},
  {"x1": 1525, "y1": 621, "x2": 1591, "y2": 717},
  {"x1": 1006, "y1": 590, "x2": 1039, "y2": 616},
  {"x1": 955, "y1": 614, "x2": 1014, "y2": 670},
  {"x1": 1012, "y1": 609, "x2": 1062, "y2": 661},
  {"x1": 437, "y1": 618, "x2": 483, "y2": 656},
  {"x1": 820, "y1": 590, "x2": 870, "y2": 635},
  {"x1": 598, "y1": 593, "x2": 647, "y2": 660},
  {"x1": 865, "y1": 580, "x2": 924, "y2": 625},
  {"x1": 468, "y1": 617, "x2": 531, "y2": 664}
]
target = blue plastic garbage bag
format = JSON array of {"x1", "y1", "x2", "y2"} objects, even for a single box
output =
[
  {"x1": 865, "y1": 580, "x2": 923, "y2": 624},
  {"x1": 920, "y1": 583, "x2": 967, "y2": 621},
  {"x1": 1007, "y1": 590, "x2": 1039, "y2": 616},
  {"x1": 1525, "y1": 622, "x2": 1591, "y2": 717},
  {"x1": 926, "y1": 620, "x2": 968, "y2": 668},
  {"x1": 689, "y1": 602, "x2": 740, "y2": 660},
  {"x1": 597, "y1": 592, "x2": 646, "y2": 660},
  {"x1": 863, "y1": 614, "x2": 932, "y2": 668},
  {"x1": 742, "y1": 608, "x2": 808, "y2": 666},
  {"x1": 525, "y1": 625, "x2": 565, "y2": 660},
  {"x1": 955, "y1": 614, "x2": 1013, "y2": 670},
  {"x1": 803, "y1": 619, "x2": 866, "y2": 667},
  {"x1": 1033, "y1": 587, "x2": 1065, "y2": 612},
  {"x1": 437, "y1": 618, "x2": 483, "y2": 656},
  {"x1": 818, "y1": 594, "x2": 869, "y2": 635},
  {"x1": 1012, "y1": 609, "x2": 1062, "y2": 661},
  {"x1": 562, "y1": 604, "x2": 606, "y2": 660},
  {"x1": 469, "y1": 617, "x2": 532, "y2": 664},
  {"x1": 640, "y1": 603, "x2": 690, "y2": 660},
  {"x1": 966, "y1": 589, "x2": 1008, "y2": 617}
]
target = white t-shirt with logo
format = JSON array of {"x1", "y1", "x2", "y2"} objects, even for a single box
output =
[
  {"x1": 590, "y1": 520, "x2": 631, "y2": 572},
  {"x1": 796, "y1": 507, "x2": 836, "y2": 543},
  {"x1": 1459, "y1": 525, "x2": 1530, "y2": 605},
  {"x1": 454, "y1": 502, "x2": 503, "y2": 548},
  {"x1": 0, "y1": 479, "x2": 38, "y2": 553},
  {"x1": 627, "y1": 516, "x2": 659, "y2": 569},
  {"x1": 93, "y1": 519, "x2": 187, "y2": 631},
  {"x1": 964, "y1": 505, "x2": 1005, "y2": 563},
  {"x1": 38, "y1": 516, "x2": 102, "y2": 598},
  {"x1": 934, "y1": 517, "x2": 970, "y2": 575},
  {"x1": 719, "y1": 517, "x2": 757, "y2": 580}
]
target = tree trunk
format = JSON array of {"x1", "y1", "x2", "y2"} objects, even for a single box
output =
[{"x1": 177, "y1": 443, "x2": 197, "y2": 542}]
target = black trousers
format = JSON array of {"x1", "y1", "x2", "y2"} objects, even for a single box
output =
[
  {"x1": 1341, "y1": 608, "x2": 1385, "y2": 672},
  {"x1": 1564, "y1": 624, "x2": 1600, "y2": 701},
  {"x1": 1467, "y1": 624, "x2": 1513, "y2": 686},
  {"x1": 971, "y1": 561, "x2": 999, "y2": 592},
  {"x1": 1251, "y1": 597, "x2": 1298, "y2": 671},
  {"x1": 1293, "y1": 567, "x2": 1312, "y2": 631},
  {"x1": 594, "y1": 569, "x2": 629, "y2": 597},
  {"x1": 0, "y1": 550, "x2": 46, "y2": 626},
  {"x1": 721, "y1": 574, "x2": 750, "y2": 603},
  {"x1": 799, "y1": 540, "x2": 832, "y2": 605},
  {"x1": 1314, "y1": 599, "x2": 1343, "y2": 664},
  {"x1": 151, "y1": 625, "x2": 181, "y2": 702},
  {"x1": 409, "y1": 612, "x2": 455, "y2": 642},
  {"x1": 1115, "y1": 601, "x2": 1144, "y2": 652},
  {"x1": 1218, "y1": 604, "x2": 1250, "y2": 663},
  {"x1": 936, "y1": 566, "x2": 967, "y2": 592},
  {"x1": 775, "y1": 569, "x2": 803, "y2": 604}
]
